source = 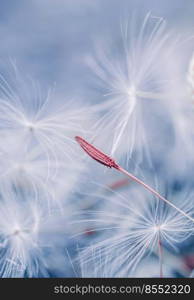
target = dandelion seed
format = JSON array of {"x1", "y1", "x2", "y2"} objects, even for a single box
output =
[
  {"x1": 75, "y1": 136, "x2": 119, "y2": 169},
  {"x1": 75, "y1": 136, "x2": 194, "y2": 223},
  {"x1": 0, "y1": 134, "x2": 85, "y2": 210},
  {"x1": 0, "y1": 193, "x2": 47, "y2": 277},
  {"x1": 78, "y1": 188, "x2": 193, "y2": 277},
  {"x1": 0, "y1": 65, "x2": 92, "y2": 169},
  {"x1": 87, "y1": 13, "x2": 181, "y2": 161},
  {"x1": 0, "y1": 187, "x2": 76, "y2": 277}
]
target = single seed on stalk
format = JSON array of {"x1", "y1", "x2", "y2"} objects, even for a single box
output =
[{"x1": 75, "y1": 136, "x2": 194, "y2": 223}]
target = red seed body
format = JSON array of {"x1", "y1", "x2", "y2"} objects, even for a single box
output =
[{"x1": 75, "y1": 136, "x2": 119, "y2": 169}]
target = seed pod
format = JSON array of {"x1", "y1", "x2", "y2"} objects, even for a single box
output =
[{"x1": 75, "y1": 136, "x2": 119, "y2": 169}]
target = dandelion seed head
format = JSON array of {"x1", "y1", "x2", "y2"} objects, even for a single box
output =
[
  {"x1": 79, "y1": 185, "x2": 194, "y2": 276},
  {"x1": 0, "y1": 186, "x2": 78, "y2": 277},
  {"x1": 24, "y1": 120, "x2": 39, "y2": 132},
  {"x1": 0, "y1": 65, "x2": 93, "y2": 175},
  {"x1": 88, "y1": 13, "x2": 188, "y2": 164}
]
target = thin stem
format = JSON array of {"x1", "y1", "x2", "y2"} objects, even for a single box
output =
[{"x1": 118, "y1": 166, "x2": 194, "y2": 223}]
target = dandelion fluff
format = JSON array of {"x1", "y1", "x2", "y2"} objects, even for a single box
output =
[
  {"x1": 78, "y1": 186, "x2": 194, "y2": 277},
  {"x1": 86, "y1": 13, "x2": 181, "y2": 164},
  {"x1": 0, "y1": 187, "x2": 79, "y2": 277}
]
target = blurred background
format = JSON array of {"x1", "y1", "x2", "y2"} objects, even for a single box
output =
[
  {"x1": 0, "y1": 0, "x2": 194, "y2": 278},
  {"x1": 0, "y1": 0, "x2": 194, "y2": 95}
]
